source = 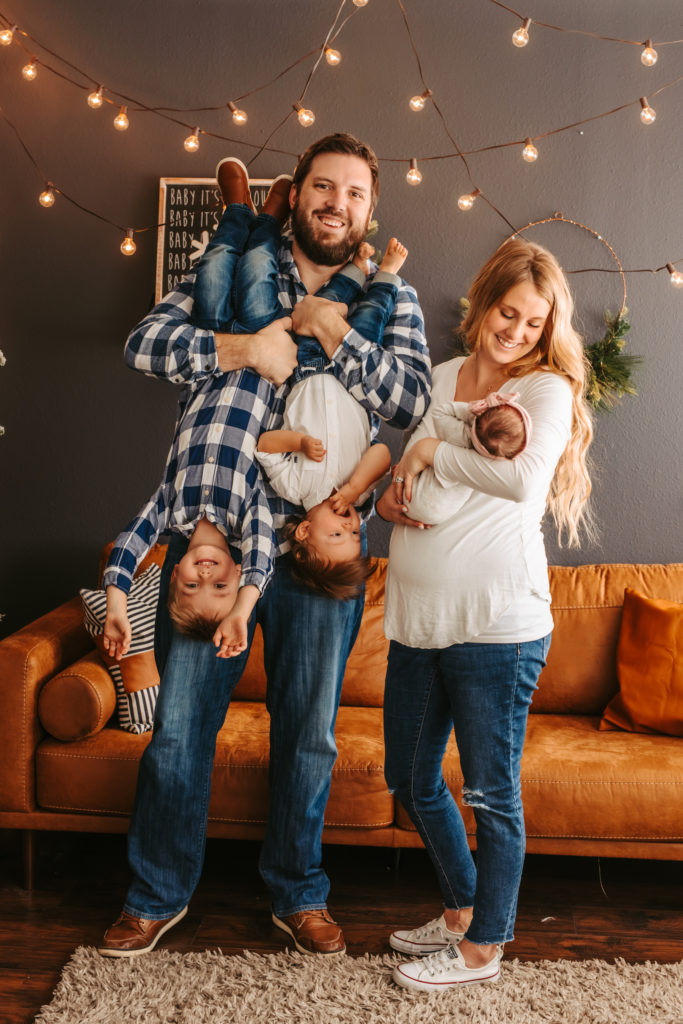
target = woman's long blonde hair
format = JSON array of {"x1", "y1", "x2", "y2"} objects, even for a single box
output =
[{"x1": 460, "y1": 238, "x2": 594, "y2": 547}]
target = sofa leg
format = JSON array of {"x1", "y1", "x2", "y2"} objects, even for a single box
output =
[{"x1": 22, "y1": 829, "x2": 35, "y2": 891}]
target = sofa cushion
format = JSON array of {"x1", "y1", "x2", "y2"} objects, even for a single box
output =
[
  {"x1": 38, "y1": 651, "x2": 116, "y2": 741},
  {"x1": 35, "y1": 704, "x2": 393, "y2": 829},
  {"x1": 600, "y1": 588, "x2": 683, "y2": 736},
  {"x1": 394, "y1": 715, "x2": 683, "y2": 843},
  {"x1": 80, "y1": 563, "x2": 161, "y2": 734}
]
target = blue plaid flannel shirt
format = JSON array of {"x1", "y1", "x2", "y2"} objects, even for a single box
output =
[
  {"x1": 114, "y1": 236, "x2": 431, "y2": 569},
  {"x1": 102, "y1": 368, "x2": 277, "y2": 595}
]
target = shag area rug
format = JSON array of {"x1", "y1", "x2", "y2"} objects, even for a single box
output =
[{"x1": 35, "y1": 946, "x2": 683, "y2": 1024}]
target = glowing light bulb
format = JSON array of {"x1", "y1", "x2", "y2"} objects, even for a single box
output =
[
  {"x1": 522, "y1": 138, "x2": 538, "y2": 162},
  {"x1": 352, "y1": 0, "x2": 368, "y2": 6},
  {"x1": 639, "y1": 97, "x2": 656, "y2": 125},
  {"x1": 667, "y1": 263, "x2": 683, "y2": 288},
  {"x1": 512, "y1": 18, "x2": 531, "y2": 47},
  {"x1": 228, "y1": 101, "x2": 247, "y2": 126},
  {"x1": 0, "y1": 24, "x2": 16, "y2": 45},
  {"x1": 22, "y1": 60, "x2": 37, "y2": 81},
  {"x1": 184, "y1": 128, "x2": 200, "y2": 152},
  {"x1": 294, "y1": 103, "x2": 315, "y2": 127},
  {"x1": 410, "y1": 95, "x2": 425, "y2": 112},
  {"x1": 87, "y1": 86, "x2": 103, "y2": 109},
  {"x1": 641, "y1": 40, "x2": 658, "y2": 67},
  {"x1": 406, "y1": 159, "x2": 422, "y2": 186},
  {"x1": 39, "y1": 187, "x2": 55, "y2": 208},
  {"x1": 325, "y1": 47, "x2": 341, "y2": 66},
  {"x1": 457, "y1": 188, "x2": 480, "y2": 211},
  {"x1": 121, "y1": 230, "x2": 136, "y2": 256},
  {"x1": 113, "y1": 106, "x2": 129, "y2": 131}
]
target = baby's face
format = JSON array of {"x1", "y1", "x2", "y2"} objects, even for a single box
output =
[
  {"x1": 171, "y1": 544, "x2": 240, "y2": 618},
  {"x1": 304, "y1": 500, "x2": 361, "y2": 564}
]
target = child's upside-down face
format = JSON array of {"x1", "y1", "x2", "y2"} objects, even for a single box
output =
[
  {"x1": 297, "y1": 499, "x2": 361, "y2": 564},
  {"x1": 171, "y1": 544, "x2": 241, "y2": 618}
]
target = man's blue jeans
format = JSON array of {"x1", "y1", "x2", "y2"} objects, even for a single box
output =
[
  {"x1": 125, "y1": 533, "x2": 365, "y2": 920},
  {"x1": 383, "y1": 634, "x2": 551, "y2": 945}
]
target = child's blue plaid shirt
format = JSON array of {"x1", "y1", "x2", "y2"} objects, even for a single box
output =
[{"x1": 104, "y1": 238, "x2": 431, "y2": 593}]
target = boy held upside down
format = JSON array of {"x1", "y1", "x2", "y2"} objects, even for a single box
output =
[{"x1": 192, "y1": 157, "x2": 410, "y2": 597}]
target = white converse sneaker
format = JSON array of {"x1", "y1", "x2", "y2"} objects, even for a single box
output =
[
  {"x1": 393, "y1": 943, "x2": 501, "y2": 991},
  {"x1": 389, "y1": 914, "x2": 464, "y2": 955}
]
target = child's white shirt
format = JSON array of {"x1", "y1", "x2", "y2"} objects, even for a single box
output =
[{"x1": 255, "y1": 372, "x2": 373, "y2": 511}]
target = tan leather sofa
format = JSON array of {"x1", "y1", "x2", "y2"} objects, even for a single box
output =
[{"x1": 1, "y1": 550, "x2": 682, "y2": 888}]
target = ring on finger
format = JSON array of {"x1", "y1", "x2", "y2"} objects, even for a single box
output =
[{"x1": 393, "y1": 475, "x2": 405, "y2": 484}]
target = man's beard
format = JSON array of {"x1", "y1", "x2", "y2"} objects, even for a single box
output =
[{"x1": 291, "y1": 199, "x2": 369, "y2": 267}]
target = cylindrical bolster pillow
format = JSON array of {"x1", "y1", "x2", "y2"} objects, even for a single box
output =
[{"x1": 38, "y1": 650, "x2": 117, "y2": 741}]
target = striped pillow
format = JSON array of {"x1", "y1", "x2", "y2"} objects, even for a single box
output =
[{"x1": 80, "y1": 563, "x2": 161, "y2": 734}]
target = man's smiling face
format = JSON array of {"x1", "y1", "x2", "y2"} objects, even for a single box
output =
[{"x1": 290, "y1": 152, "x2": 374, "y2": 267}]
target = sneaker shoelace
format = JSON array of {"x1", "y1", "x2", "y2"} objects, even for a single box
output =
[{"x1": 423, "y1": 944, "x2": 460, "y2": 976}]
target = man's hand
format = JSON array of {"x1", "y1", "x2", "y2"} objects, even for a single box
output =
[
  {"x1": 301, "y1": 435, "x2": 326, "y2": 461},
  {"x1": 291, "y1": 296, "x2": 349, "y2": 358},
  {"x1": 215, "y1": 317, "x2": 297, "y2": 386},
  {"x1": 375, "y1": 483, "x2": 431, "y2": 530}
]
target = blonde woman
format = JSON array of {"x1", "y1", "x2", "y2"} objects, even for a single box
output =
[{"x1": 377, "y1": 240, "x2": 593, "y2": 991}]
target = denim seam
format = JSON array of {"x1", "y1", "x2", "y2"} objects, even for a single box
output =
[{"x1": 408, "y1": 666, "x2": 463, "y2": 912}]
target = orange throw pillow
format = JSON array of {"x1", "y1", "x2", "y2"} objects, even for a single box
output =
[{"x1": 600, "y1": 588, "x2": 683, "y2": 736}]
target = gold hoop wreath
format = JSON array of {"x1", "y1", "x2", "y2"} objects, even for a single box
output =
[{"x1": 498, "y1": 213, "x2": 639, "y2": 411}]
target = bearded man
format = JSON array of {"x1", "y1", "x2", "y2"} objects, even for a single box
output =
[{"x1": 99, "y1": 133, "x2": 431, "y2": 959}]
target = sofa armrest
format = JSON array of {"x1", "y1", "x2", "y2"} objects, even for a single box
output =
[{"x1": 0, "y1": 597, "x2": 93, "y2": 812}]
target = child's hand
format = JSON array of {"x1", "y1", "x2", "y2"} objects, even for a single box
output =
[
  {"x1": 213, "y1": 613, "x2": 248, "y2": 659},
  {"x1": 103, "y1": 613, "x2": 132, "y2": 661},
  {"x1": 302, "y1": 435, "x2": 326, "y2": 462},
  {"x1": 329, "y1": 484, "x2": 358, "y2": 514}
]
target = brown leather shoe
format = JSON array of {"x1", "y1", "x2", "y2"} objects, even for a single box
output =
[
  {"x1": 272, "y1": 909, "x2": 346, "y2": 955},
  {"x1": 97, "y1": 906, "x2": 188, "y2": 958},
  {"x1": 262, "y1": 174, "x2": 293, "y2": 224},
  {"x1": 215, "y1": 157, "x2": 253, "y2": 211}
]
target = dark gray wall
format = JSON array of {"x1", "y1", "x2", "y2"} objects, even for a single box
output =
[{"x1": 2, "y1": 0, "x2": 682, "y2": 637}]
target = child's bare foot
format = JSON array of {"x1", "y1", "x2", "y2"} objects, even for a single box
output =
[
  {"x1": 380, "y1": 237, "x2": 407, "y2": 275},
  {"x1": 352, "y1": 242, "x2": 375, "y2": 275}
]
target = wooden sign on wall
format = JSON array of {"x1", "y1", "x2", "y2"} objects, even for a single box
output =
[{"x1": 155, "y1": 176, "x2": 273, "y2": 303}]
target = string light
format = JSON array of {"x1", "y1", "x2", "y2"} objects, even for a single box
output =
[
  {"x1": 512, "y1": 18, "x2": 532, "y2": 48},
  {"x1": 38, "y1": 185, "x2": 55, "y2": 207},
  {"x1": 21, "y1": 59, "x2": 37, "y2": 81},
  {"x1": 406, "y1": 158, "x2": 422, "y2": 185},
  {"x1": 352, "y1": 0, "x2": 368, "y2": 6},
  {"x1": 120, "y1": 230, "x2": 136, "y2": 256},
  {"x1": 325, "y1": 47, "x2": 342, "y2": 65},
  {"x1": 87, "y1": 86, "x2": 103, "y2": 109},
  {"x1": 0, "y1": 24, "x2": 16, "y2": 45},
  {"x1": 457, "y1": 188, "x2": 481, "y2": 211},
  {"x1": 227, "y1": 101, "x2": 247, "y2": 126},
  {"x1": 639, "y1": 97, "x2": 656, "y2": 125},
  {"x1": 183, "y1": 127, "x2": 200, "y2": 152},
  {"x1": 409, "y1": 88, "x2": 432, "y2": 112},
  {"x1": 666, "y1": 263, "x2": 683, "y2": 288},
  {"x1": 113, "y1": 106, "x2": 129, "y2": 131},
  {"x1": 293, "y1": 102, "x2": 315, "y2": 127},
  {"x1": 522, "y1": 137, "x2": 539, "y2": 162},
  {"x1": 640, "y1": 40, "x2": 658, "y2": 67}
]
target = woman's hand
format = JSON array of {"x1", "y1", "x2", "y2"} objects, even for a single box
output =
[
  {"x1": 376, "y1": 483, "x2": 430, "y2": 529},
  {"x1": 392, "y1": 437, "x2": 440, "y2": 504}
]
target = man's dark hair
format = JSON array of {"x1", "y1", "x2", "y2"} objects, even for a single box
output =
[
  {"x1": 292, "y1": 132, "x2": 380, "y2": 207},
  {"x1": 283, "y1": 517, "x2": 374, "y2": 601}
]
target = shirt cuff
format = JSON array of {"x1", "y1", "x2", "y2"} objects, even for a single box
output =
[{"x1": 101, "y1": 569, "x2": 133, "y2": 595}]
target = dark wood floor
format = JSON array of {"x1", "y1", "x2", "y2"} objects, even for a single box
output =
[{"x1": 1, "y1": 829, "x2": 682, "y2": 1024}]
